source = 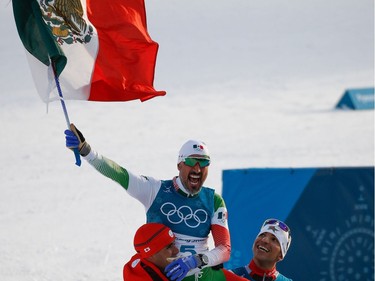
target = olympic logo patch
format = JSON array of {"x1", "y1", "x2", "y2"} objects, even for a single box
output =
[{"x1": 160, "y1": 202, "x2": 208, "y2": 228}]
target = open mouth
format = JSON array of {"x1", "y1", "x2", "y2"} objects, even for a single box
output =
[
  {"x1": 258, "y1": 245, "x2": 270, "y2": 253},
  {"x1": 188, "y1": 173, "x2": 201, "y2": 185}
]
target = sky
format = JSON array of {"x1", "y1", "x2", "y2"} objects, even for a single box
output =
[{"x1": 0, "y1": 0, "x2": 374, "y2": 280}]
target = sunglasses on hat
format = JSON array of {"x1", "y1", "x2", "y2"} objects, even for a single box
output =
[
  {"x1": 263, "y1": 219, "x2": 291, "y2": 234},
  {"x1": 183, "y1": 157, "x2": 210, "y2": 168}
]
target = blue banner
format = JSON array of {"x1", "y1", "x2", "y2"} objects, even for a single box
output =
[{"x1": 222, "y1": 167, "x2": 374, "y2": 280}]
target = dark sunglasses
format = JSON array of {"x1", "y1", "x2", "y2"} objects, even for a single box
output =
[
  {"x1": 183, "y1": 157, "x2": 210, "y2": 168},
  {"x1": 263, "y1": 219, "x2": 290, "y2": 233}
]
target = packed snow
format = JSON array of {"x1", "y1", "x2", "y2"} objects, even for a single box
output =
[{"x1": 0, "y1": 0, "x2": 373, "y2": 280}]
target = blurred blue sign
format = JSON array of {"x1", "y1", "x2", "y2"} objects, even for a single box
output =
[
  {"x1": 222, "y1": 167, "x2": 374, "y2": 281},
  {"x1": 336, "y1": 88, "x2": 374, "y2": 110}
]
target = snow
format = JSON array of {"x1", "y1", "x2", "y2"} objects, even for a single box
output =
[{"x1": 0, "y1": 0, "x2": 373, "y2": 280}]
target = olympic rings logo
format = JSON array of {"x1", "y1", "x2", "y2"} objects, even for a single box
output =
[{"x1": 160, "y1": 202, "x2": 208, "y2": 228}]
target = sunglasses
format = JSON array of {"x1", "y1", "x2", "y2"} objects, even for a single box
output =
[
  {"x1": 263, "y1": 219, "x2": 290, "y2": 234},
  {"x1": 183, "y1": 157, "x2": 210, "y2": 168}
]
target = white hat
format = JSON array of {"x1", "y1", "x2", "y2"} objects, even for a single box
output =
[
  {"x1": 257, "y1": 219, "x2": 292, "y2": 259},
  {"x1": 177, "y1": 140, "x2": 210, "y2": 164}
]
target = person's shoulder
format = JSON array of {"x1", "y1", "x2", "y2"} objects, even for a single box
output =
[
  {"x1": 230, "y1": 266, "x2": 250, "y2": 276},
  {"x1": 200, "y1": 185, "x2": 223, "y2": 196},
  {"x1": 200, "y1": 184, "x2": 215, "y2": 191},
  {"x1": 213, "y1": 192, "x2": 223, "y2": 199},
  {"x1": 212, "y1": 192, "x2": 226, "y2": 207},
  {"x1": 161, "y1": 179, "x2": 173, "y2": 185},
  {"x1": 200, "y1": 187, "x2": 224, "y2": 201},
  {"x1": 276, "y1": 272, "x2": 293, "y2": 281}
]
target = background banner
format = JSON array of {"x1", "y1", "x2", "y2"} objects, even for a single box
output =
[{"x1": 222, "y1": 167, "x2": 374, "y2": 280}]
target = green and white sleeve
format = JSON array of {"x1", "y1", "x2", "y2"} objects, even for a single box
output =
[{"x1": 83, "y1": 150, "x2": 162, "y2": 210}]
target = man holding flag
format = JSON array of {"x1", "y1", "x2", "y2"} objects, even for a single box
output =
[
  {"x1": 13, "y1": 0, "x2": 234, "y2": 280},
  {"x1": 65, "y1": 124, "x2": 232, "y2": 281}
]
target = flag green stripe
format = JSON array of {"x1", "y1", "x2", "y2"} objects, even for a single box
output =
[{"x1": 12, "y1": 0, "x2": 66, "y2": 76}]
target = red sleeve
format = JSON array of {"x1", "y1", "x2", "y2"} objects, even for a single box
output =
[{"x1": 210, "y1": 224, "x2": 231, "y2": 262}]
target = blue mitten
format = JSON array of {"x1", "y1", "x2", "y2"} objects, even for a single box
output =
[
  {"x1": 165, "y1": 255, "x2": 200, "y2": 281},
  {"x1": 64, "y1": 124, "x2": 91, "y2": 156}
]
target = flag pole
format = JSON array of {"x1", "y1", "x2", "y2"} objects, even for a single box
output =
[{"x1": 51, "y1": 59, "x2": 81, "y2": 166}]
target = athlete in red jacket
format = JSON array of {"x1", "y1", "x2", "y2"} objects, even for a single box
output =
[
  {"x1": 123, "y1": 223, "x2": 247, "y2": 281},
  {"x1": 123, "y1": 223, "x2": 178, "y2": 281}
]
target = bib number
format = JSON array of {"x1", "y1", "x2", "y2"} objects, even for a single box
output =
[{"x1": 180, "y1": 245, "x2": 196, "y2": 255}]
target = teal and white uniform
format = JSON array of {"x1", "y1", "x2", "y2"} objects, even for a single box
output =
[{"x1": 84, "y1": 150, "x2": 231, "y2": 277}]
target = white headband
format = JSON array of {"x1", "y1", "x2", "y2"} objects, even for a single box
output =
[{"x1": 258, "y1": 219, "x2": 292, "y2": 258}]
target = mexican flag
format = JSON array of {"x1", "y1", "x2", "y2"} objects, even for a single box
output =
[{"x1": 12, "y1": 0, "x2": 166, "y2": 102}]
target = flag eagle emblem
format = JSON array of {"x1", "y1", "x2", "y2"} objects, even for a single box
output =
[{"x1": 39, "y1": 0, "x2": 93, "y2": 45}]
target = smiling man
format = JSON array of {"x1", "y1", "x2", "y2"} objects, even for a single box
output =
[
  {"x1": 65, "y1": 125, "x2": 231, "y2": 281},
  {"x1": 230, "y1": 219, "x2": 293, "y2": 281},
  {"x1": 124, "y1": 223, "x2": 179, "y2": 281}
]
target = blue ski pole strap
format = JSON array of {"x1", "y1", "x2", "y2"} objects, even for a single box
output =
[{"x1": 73, "y1": 148, "x2": 82, "y2": 166}]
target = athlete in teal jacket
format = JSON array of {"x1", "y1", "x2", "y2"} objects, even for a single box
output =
[{"x1": 65, "y1": 124, "x2": 231, "y2": 281}]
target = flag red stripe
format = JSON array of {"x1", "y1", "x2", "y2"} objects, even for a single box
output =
[{"x1": 86, "y1": 0, "x2": 166, "y2": 102}]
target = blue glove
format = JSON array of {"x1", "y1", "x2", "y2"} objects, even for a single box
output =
[
  {"x1": 65, "y1": 129, "x2": 80, "y2": 148},
  {"x1": 165, "y1": 255, "x2": 199, "y2": 281},
  {"x1": 64, "y1": 124, "x2": 91, "y2": 156}
]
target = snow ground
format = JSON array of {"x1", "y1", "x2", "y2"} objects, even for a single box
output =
[{"x1": 0, "y1": 0, "x2": 373, "y2": 280}]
